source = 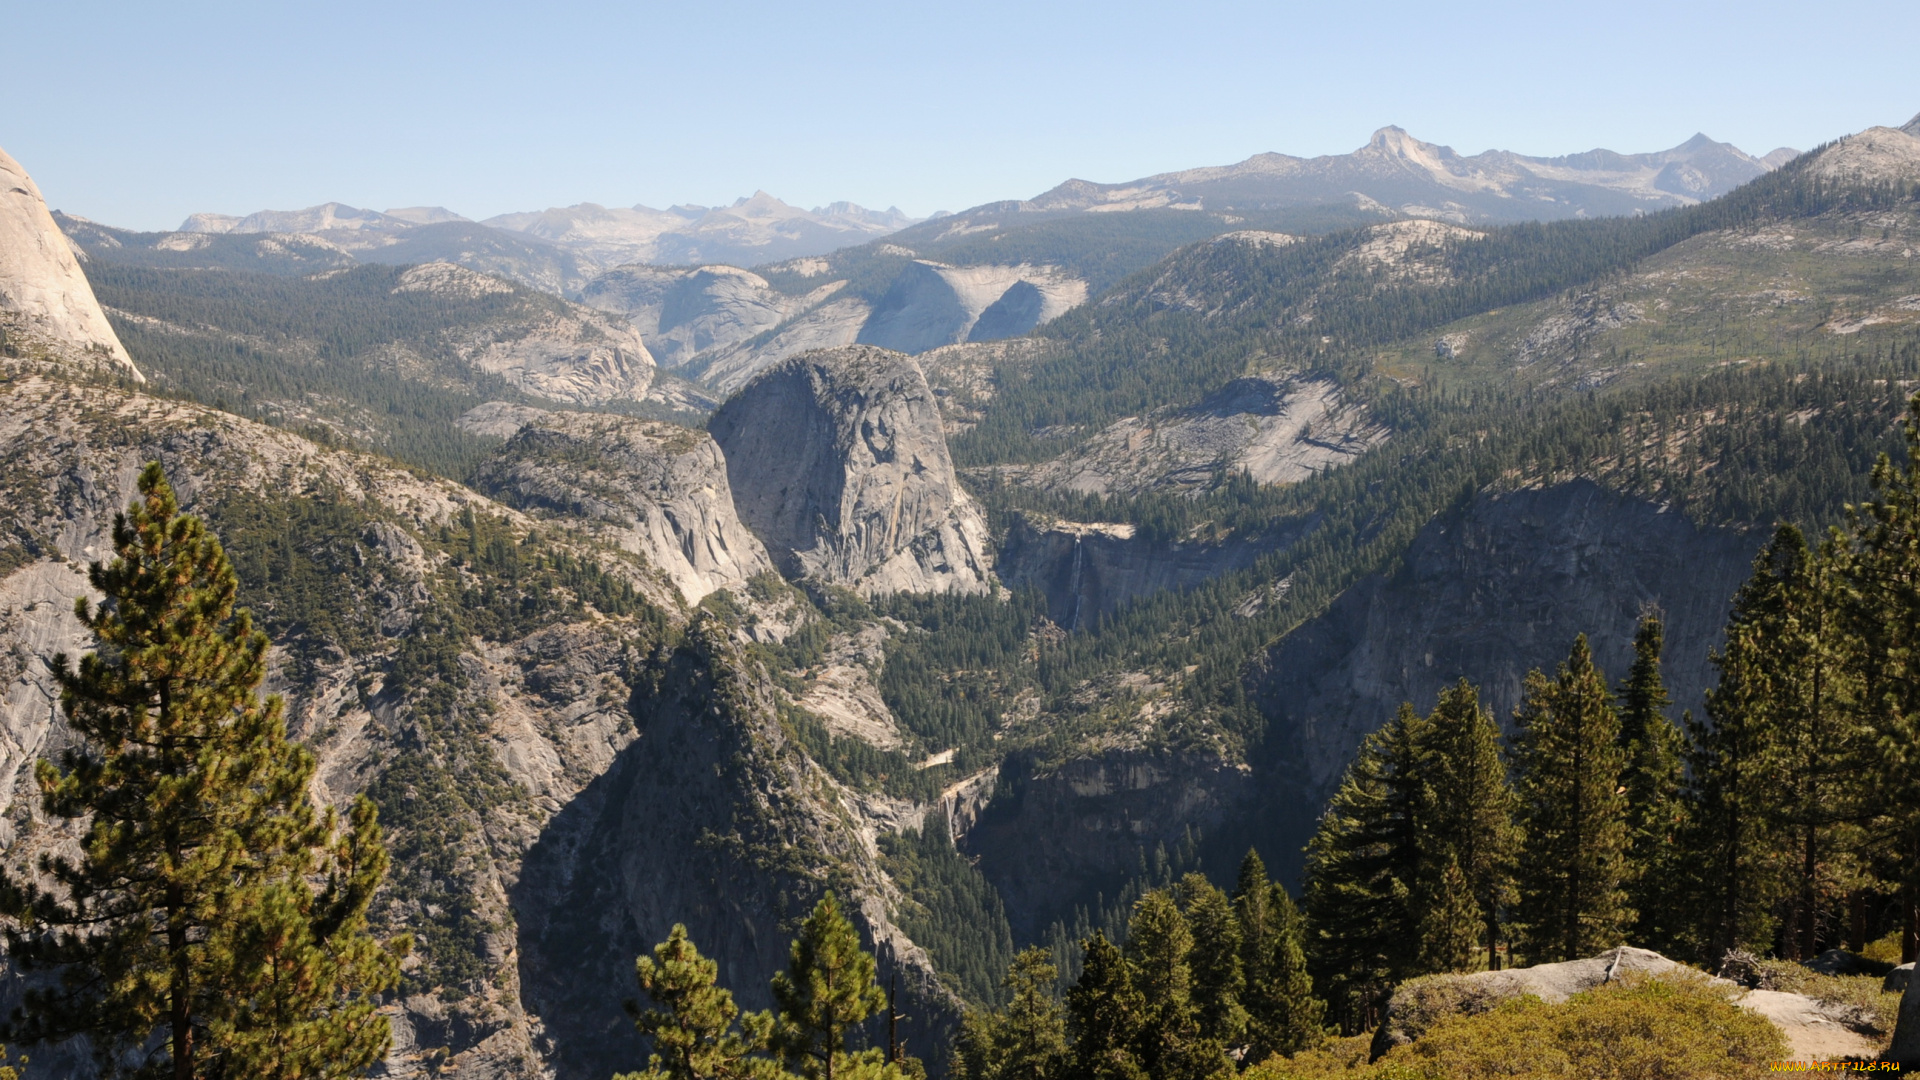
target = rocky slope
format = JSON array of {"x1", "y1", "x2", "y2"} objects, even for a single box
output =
[
  {"x1": 1251, "y1": 481, "x2": 1757, "y2": 803},
  {"x1": 996, "y1": 514, "x2": 1298, "y2": 630},
  {"x1": 0, "y1": 146, "x2": 141, "y2": 380},
  {"x1": 468, "y1": 406, "x2": 775, "y2": 604},
  {"x1": 855, "y1": 261, "x2": 1087, "y2": 355},
  {"x1": 0, "y1": 358, "x2": 956, "y2": 1079},
  {"x1": 581, "y1": 257, "x2": 1088, "y2": 394},
  {"x1": 994, "y1": 374, "x2": 1385, "y2": 496},
  {"x1": 710, "y1": 346, "x2": 993, "y2": 595}
]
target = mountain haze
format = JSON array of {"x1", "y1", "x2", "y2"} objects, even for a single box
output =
[{"x1": 2, "y1": 108, "x2": 1919, "y2": 1076}]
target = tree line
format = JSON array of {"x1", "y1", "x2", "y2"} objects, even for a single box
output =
[
  {"x1": 951, "y1": 393, "x2": 1920, "y2": 1068},
  {"x1": 618, "y1": 895, "x2": 920, "y2": 1080},
  {"x1": 1299, "y1": 392, "x2": 1920, "y2": 1032},
  {"x1": 0, "y1": 465, "x2": 405, "y2": 1079}
]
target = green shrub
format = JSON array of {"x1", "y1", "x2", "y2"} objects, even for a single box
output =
[{"x1": 1246, "y1": 973, "x2": 1784, "y2": 1079}]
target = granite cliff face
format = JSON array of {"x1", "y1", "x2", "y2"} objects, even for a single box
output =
[
  {"x1": 0, "y1": 146, "x2": 140, "y2": 380},
  {"x1": 996, "y1": 514, "x2": 1297, "y2": 630},
  {"x1": 0, "y1": 366, "x2": 951, "y2": 1079},
  {"x1": 470, "y1": 407, "x2": 774, "y2": 604},
  {"x1": 855, "y1": 261, "x2": 1087, "y2": 355},
  {"x1": 513, "y1": 621, "x2": 956, "y2": 1080},
  {"x1": 997, "y1": 375, "x2": 1385, "y2": 496},
  {"x1": 710, "y1": 346, "x2": 993, "y2": 595},
  {"x1": 1251, "y1": 481, "x2": 1758, "y2": 803},
  {"x1": 396, "y1": 262, "x2": 656, "y2": 407},
  {"x1": 964, "y1": 751, "x2": 1257, "y2": 943}
]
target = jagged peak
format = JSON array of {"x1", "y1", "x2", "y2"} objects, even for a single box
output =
[{"x1": 1905, "y1": 112, "x2": 1920, "y2": 138}]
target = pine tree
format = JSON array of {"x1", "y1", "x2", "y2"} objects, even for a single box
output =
[
  {"x1": 1412, "y1": 680, "x2": 1517, "y2": 970},
  {"x1": 951, "y1": 948, "x2": 1067, "y2": 1080},
  {"x1": 1512, "y1": 635, "x2": 1633, "y2": 963},
  {"x1": 1762, "y1": 528, "x2": 1866, "y2": 960},
  {"x1": 0, "y1": 462, "x2": 405, "y2": 1080},
  {"x1": 1063, "y1": 933, "x2": 1145, "y2": 1080},
  {"x1": 770, "y1": 895, "x2": 895, "y2": 1080},
  {"x1": 1615, "y1": 613, "x2": 1689, "y2": 956},
  {"x1": 1414, "y1": 856, "x2": 1483, "y2": 975},
  {"x1": 1122, "y1": 891, "x2": 1227, "y2": 1080},
  {"x1": 1231, "y1": 853, "x2": 1324, "y2": 1062},
  {"x1": 621, "y1": 924, "x2": 777, "y2": 1080},
  {"x1": 1846, "y1": 393, "x2": 1920, "y2": 962},
  {"x1": 1174, "y1": 874, "x2": 1246, "y2": 1046},
  {"x1": 1301, "y1": 705, "x2": 1423, "y2": 1032}
]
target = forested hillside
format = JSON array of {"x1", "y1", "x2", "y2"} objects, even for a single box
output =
[{"x1": 7, "y1": 115, "x2": 1920, "y2": 1077}]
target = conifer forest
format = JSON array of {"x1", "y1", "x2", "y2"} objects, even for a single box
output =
[{"x1": 4, "y1": 85, "x2": 1920, "y2": 1079}]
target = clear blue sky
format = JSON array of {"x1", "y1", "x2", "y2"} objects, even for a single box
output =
[{"x1": 6, "y1": 0, "x2": 1917, "y2": 231}]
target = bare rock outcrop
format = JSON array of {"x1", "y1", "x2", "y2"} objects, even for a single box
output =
[
  {"x1": 1374, "y1": 947, "x2": 1878, "y2": 1063},
  {"x1": 471, "y1": 410, "x2": 774, "y2": 604},
  {"x1": 856, "y1": 260, "x2": 1086, "y2": 355},
  {"x1": 710, "y1": 346, "x2": 992, "y2": 595},
  {"x1": 0, "y1": 145, "x2": 140, "y2": 380},
  {"x1": 999, "y1": 374, "x2": 1384, "y2": 496},
  {"x1": 408, "y1": 263, "x2": 656, "y2": 407},
  {"x1": 1808, "y1": 125, "x2": 1920, "y2": 185}
]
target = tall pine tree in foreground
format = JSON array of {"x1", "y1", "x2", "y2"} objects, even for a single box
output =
[
  {"x1": 950, "y1": 947, "x2": 1067, "y2": 1080},
  {"x1": 1301, "y1": 704, "x2": 1423, "y2": 1031},
  {"x1": 1511, "y1": 635, "x2": 1632, "y2": 963},
  {"x1": 1412, "y1": 680, "x2": 1517, "y2": 972},
  {"x1": 1232, "y1": 852, "x2": 1325, "y2": 1062},
  {"x1": 1840, "y1": 401, "x2": 1920, "y2": 960},
  {"x1": 1063, "y1": 933, "x2": 1144, "y2": 1080},
  {"x1": 1615, "y1": 613, "x2": 1688, "y2": 956},
  {"x1": 1760, "y1": 528, "x2": 1866, "y2": 960},
  {"x1": 1685, "y1": 532, "x2": 1806, "y2": 963},
  {"x1": 770, "y1": 894, "x2": 905, "y2": 1080},
  {"x1": 621, "y1": 923, "x2": 777, "y2": 1080},
  {"x1": 0, "y1": 462, "x2": 404, "y2": 1080},
  {"x1": 1174, "y1": 874, "x2": 1246, "y2": 1047}
]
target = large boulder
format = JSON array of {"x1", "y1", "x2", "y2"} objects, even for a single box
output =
[
  {"x1": 1890, "y1": 966, "x2": 1920, "y2": 1063},
  {"x1": 709, "y1": 345, "x2": 992, "y2": 595},
  {"x1": 1372, "y1": 947, "x2": 1681, "y2": 1057},
  {"x1": 1376, "y1": 947, "x2": 1879, "y2": 1063},
  {"x1": 470, "y1": 407, "x2": 774, "y2": 604},
  {"x1": 0, "y1": 144, "x2": 140, "y2": 379}
]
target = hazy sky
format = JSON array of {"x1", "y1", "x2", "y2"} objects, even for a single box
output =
[{"x1": 6, "y1": 0, "x2": 1917, "y2": 231}]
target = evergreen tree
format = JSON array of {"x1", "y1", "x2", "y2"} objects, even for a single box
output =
[
  {"x1": 1412, "y1": 680, "x2": 1517, "y2": 970},
  {"x1": 1301, "y1": 705, "x2": 1423, "y2": 1032},
  {"x1": 1763, "y1": 528, "x2": 1866, "y2": 959},
  {"x1": 1063, "y1": 933, "x2": 1144, "y2": 1080},
  {"x1": 1686, "y1": 530, "x2": 1823, "y2": 963},
  {"x1": 0, "y1": 463, "x2": 404, "y2": 1080},
  {"x1": 770, "y1": 895, "x2": 894, "y2": 1080},
  {"x1": 1512, "y1": 635, "x2": 1633, "y2": 962},
  {"x1": 1615, "y1": 613, "x2": 1689, "y2": 955},
  {"x1": 951, "y1": 948, "x2": 1067, "y2": 1080},
  {"x1": 1231, "y1": 853, "x2": 1325, "y2": 1062},
  {"x1": 1846, "y1": 394, "x2": 1920, "y2": 961},
  {"x1": 621, "y1": 924, "x2": 777, "y2": 1080},
  {"x1": 1122, "y1": 892, "x2": 1227, "y2": 1080},
  {"x1": 1414, "y1": 856, "x2": 1483, "y2": 975},
  {"x1": 1174, "y1": 874, "x2": 1246, "y2": 1046}
]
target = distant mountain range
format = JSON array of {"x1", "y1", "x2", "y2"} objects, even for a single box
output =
[
  {"x1": 178, "y1": 192, "x2": 923, "y2": 271},
  {"x1": 165, "y1": 126, "x2": 1801, "y2": 278},
  {"x1": 921, "y1": 127, "x2": 1799, "y2": 237}
]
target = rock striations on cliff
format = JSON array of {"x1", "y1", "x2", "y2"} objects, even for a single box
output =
[
  {"x1": 0, "y1": 145, "x2": 140, "y2": 380},
  {"x1": 469, "y1": 406, "x2": 774, "y2": 604},
  {"x1": 710, "y1": 345, "x2": 993, "y2": 595}
]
